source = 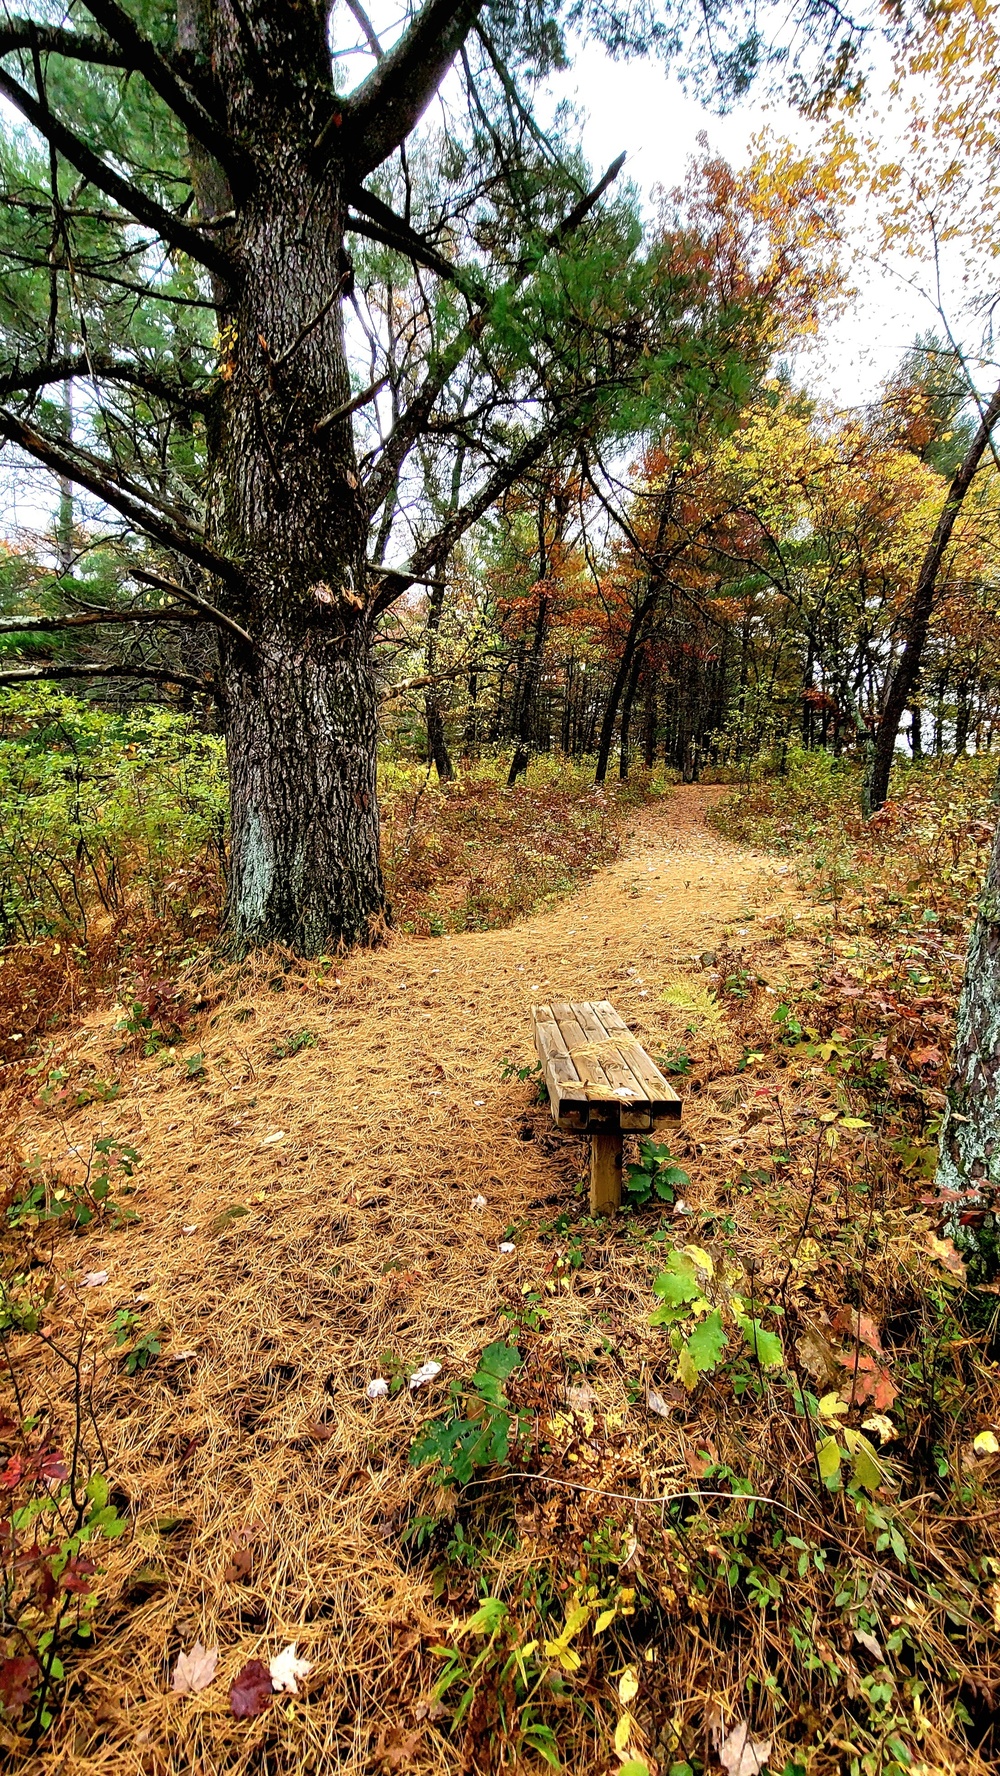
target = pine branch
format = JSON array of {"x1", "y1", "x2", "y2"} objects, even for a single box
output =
[
  {"x1": 348, "y1": 187, "x2": 474, "y2": 290},
  {"x1": 0, "y1": 63, "x2": 233, "y2": 283},
  {"x1": 371, "y1": 411, "x2": 574, "y2": 616},
  {"x1": 79, "y1": 1, "x2": 245, "y2": 182},
  {"x1": 0, "y1": 407, "x2": 244, "y2": 592},
  {"x1": 362, "y1": 154, "x2": 625, "y2": 519},
  {"x1": 0, "y1": 661, "x2": 211, "y2": 691},
  {"x1": 0, "y1": 607, "x2": 204, "y2": 634},
  {"x1": 0, "y1": 352, "x2": 211, "y2": 410},
  {"x1": 333, "y1": 0, "x2": 483, "y2": 177}
]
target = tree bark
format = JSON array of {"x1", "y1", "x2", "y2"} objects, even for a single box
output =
[
  {"x1": 424, "y1": 577, "x2": 454, "y2": 780},
  {"x1": 866, "y1": 379, "x2": 1000, "y2": 813},
  {"x1": 936, "y1": 807, "x2": 1000, "y2": 1280},
  {"x1": 618, "y1": 645, "x2": 643, "y2": 780},
  {"x1": 203, "y1": 5, "x2": 383, "y2": 953}
]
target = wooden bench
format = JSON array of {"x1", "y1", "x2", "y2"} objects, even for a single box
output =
[{"x1": 532, "y1": 999, "x2": 681, "y2": 1214}]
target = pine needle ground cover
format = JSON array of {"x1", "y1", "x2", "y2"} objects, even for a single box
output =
[{"x1": 0, "y1": 782, "x2": 997, "y2": 1776}]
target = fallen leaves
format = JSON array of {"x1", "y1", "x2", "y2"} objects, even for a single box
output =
[
  {"x1": 229, "y1": 1658, "x2": 274, "y2": 1719},
  {"x1": 927, "y1": 1233, "x2": 967, "y2": 1281},
  {"x1": 375, "y1": 1725, "x2": 422, "y2": 1767},
  {"x1": 268, "y1": 1643, "x2": 312, "y2": 1694},
  {"x1": 408, "y1": 1360, "x2": 441, "y2": 1390},
  {"x1": 717, "y1": 1719, "x2": 772, "y2": 1776},
  {"x1": 171, "y1": 1643, "x2": 218, "y2": 1695}
]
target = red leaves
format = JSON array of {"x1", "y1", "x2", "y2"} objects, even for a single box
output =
[
  {"x1": 0, "y1": 1655, "x2": 39, "y2": 1712},
  {"x1": 60, "y1": 1556, "x2": 96, "y2": 1596},
  {"x1": 1, "y1": 1448, "x2": 67, "y2": 1492},
  {"x1": 831, "y1": 1307, "x2": 898, "y2": 1408},
  {"x1": 229, "y1": 1659, "x2": 273, "y2": 1719}
]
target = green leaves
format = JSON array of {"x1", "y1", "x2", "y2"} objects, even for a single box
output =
[
  {"x1": 686, "y1": 1309, "x2": 729, "y2": 1372},
  {"x1": 409, "y1": 1341, "x2": 523, "y2": 1486},
  {"x1": 624, "y1": 1139, "x2": 691, "y2": 1209},
  {"x1": 650, "y1": 1245, "x2": 784, "y2": 1392},
  {"x1": 650, "y1": 1246, "x2": 706, "y2": 1318},
  {"x1": 736, "y1": 1315, "x2": 784, "y2": 1369}
]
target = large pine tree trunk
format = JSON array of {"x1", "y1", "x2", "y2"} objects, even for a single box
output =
[
  {"x1": 936, "y1": 808, "x2": 1000, "y2": 1279},
  {"x1": 199, "y1": 5, "x2": 387, "y2": 953}
]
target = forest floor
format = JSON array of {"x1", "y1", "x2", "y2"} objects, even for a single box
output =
[{"x1": 4, "y1": 784, "x2": 998, "y2": 1776}]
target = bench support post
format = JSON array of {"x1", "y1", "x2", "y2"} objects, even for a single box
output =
[{"x1": 589, "y1": 1129, "x2": 623, "y2": 1215}]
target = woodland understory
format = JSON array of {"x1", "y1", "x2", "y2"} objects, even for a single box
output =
[{"x1": 2, "y1": 0, "x2": 1000, "y2": 1770}]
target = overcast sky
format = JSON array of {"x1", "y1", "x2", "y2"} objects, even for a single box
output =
[{"x1": 549, "y1": 42, "x2": 950, "y2": 414}]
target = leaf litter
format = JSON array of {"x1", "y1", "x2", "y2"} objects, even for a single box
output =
[{"x1": 4, "y1": 787, "x2": 999, "y2": 1776}]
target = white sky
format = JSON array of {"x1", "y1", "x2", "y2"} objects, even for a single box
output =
[{"x1": 550, "y1": 42, "x2": 947, "y2": 412}]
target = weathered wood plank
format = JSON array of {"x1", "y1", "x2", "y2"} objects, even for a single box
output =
[
  {"x1": 589, "y1": 1128, "x2": 623, "y2": 1213},
  {"x1": 548, "y1": 1000, "x2": 617, "y2": 1098},
  {"x1": 532, "y1": 1004, "x2": 590, "y2": 1125},
  {"x1": 569, "y1": 1000, "x2": 649, "y2": 1107},
  {"x1": 591, "y1": 999, "x2": 681, "y2": 1120}
]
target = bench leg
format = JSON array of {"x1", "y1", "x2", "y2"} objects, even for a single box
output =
[{"x1": 590, "y1": 1129, "x2": 622, "y2": 1215}]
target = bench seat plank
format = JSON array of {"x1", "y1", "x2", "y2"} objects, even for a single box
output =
[
  {"x1": 591, "y1": 1000, "x2": 681, "y2": 1121},
  {"x1": 532, "y1": 996, "x2": 684, "y2": 1212}
]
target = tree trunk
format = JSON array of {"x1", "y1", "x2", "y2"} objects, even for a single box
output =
[
  {"x1": 618, "y1": 647, "x2": 643, "y2": 780},
  {"x1": 201, "y1": 6, "x2": 383, "y2": 953},
  {"x1": 936, "y1": 806, "x2": 1000, "y2": 1280},
  {"x1": 867, "y1": 379, "x2": 1000, "y2": 813},
  {"x1": 594, "y1": 591, "x2": 658, "y2": 784},
  {"x1": 221, "y1": 625, "x2": 384, "y2": 953},
  {"x1": 910, "y1": 702, "x2": 923, "y2": 759},
  {"x1": 506, "y1": 593, "x2": 548, "y2": 785},
  {"x1": 424, "y1": 578, "x2": 454, "y2": 781},
  {"x1": 642, "y1": 672, "x2": 658, "y2": 768}
]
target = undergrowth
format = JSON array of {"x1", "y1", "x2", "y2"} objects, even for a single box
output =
[{"x1": 0, "y1": 689, "x2": 657, "y2": 1070}]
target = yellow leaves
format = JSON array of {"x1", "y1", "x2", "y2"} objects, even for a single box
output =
[
  {"x1": 973, "y1": 1430, "x2": 1000, "y2": 1455},
  {"x1": 542, "y1": 1600, "x2": 590, "y2": 1672},
  {"x1": 818, "y1": 1392, "x2": 849, "y2": 1420},
  {"x1": 817, "y1": 1434, "x2": 842, "y2": 1484},
  {"x1": 618, "y1": 1666, "x2": 639, "y2": 1705},
  {"x1": 677, "y1": 1345, "x2": 699, "y2": 1392}
]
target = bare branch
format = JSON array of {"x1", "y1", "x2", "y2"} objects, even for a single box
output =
[
  {"x1": 348, "y1": 187, "x2": 474, "y2": 290},
  {"x1": 0, "y1": 661, "x2": 211, "y2": 691},
  {"x1": 371, "y1": 411, "x2": 574, "y2": 616},
  {"x1": 0, "y1": 606, "x2": 204, "y2": 634},
  {"x1": 0, "y1": 406, "x2": 244, "y2": 592},
  {"x1": 314, "y1": 373, "x2": 389, "y2": 434},
  {"x1": 0, "y1": 63, "x2": 233, "y2": 283},
  {"x1": 131, "y1": 568, "x2": 254, "y2": 647},
  {"x1": 343, "y1": 0, "x2": 384, "y2": 60},
  {"x1": 0, "y1": 351, "x2": 211, "y2": 410},
  {"x1": 0, "y1": 18, "x2": 127, "y2": 67},
  {"x1": 335, "y1": 0, "x2": 482, "y2": 178}
]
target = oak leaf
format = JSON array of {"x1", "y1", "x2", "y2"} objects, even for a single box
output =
[{"x1": 718, "y1": 1720, "x2": 772, "y2": 1775}]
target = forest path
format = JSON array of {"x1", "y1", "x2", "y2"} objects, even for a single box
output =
[
  {"x1": 50, "y1": 783, "x2": 796, "y2": 1360},
  {"x1": 25, "y1": 784, "x2": 803, "y2": 1775}
]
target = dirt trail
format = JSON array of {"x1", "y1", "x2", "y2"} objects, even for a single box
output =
[{"x1": 23, "y1": 786, "x2": 796, "y2": 1775}]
